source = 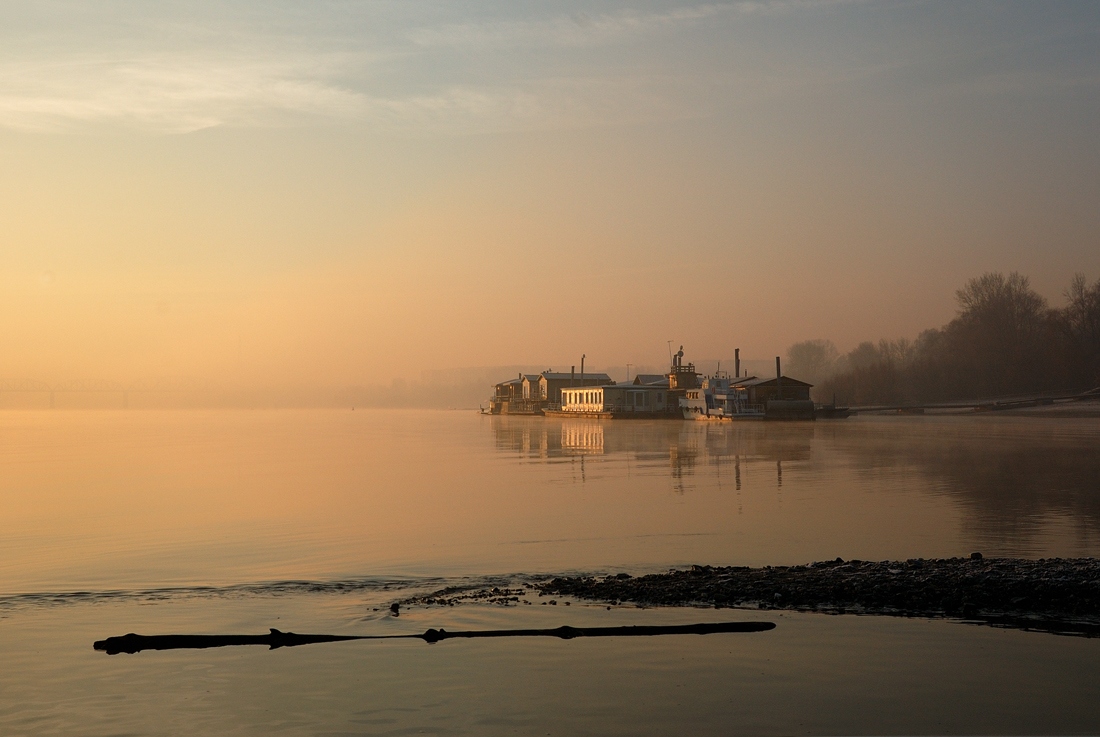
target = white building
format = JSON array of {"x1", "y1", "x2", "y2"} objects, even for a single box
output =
[{"x1": 560, "y1": 384, "x2": 668, "y2": 414}]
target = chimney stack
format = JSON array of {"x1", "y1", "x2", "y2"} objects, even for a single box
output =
[
  {"x1": 776, "y1": 357, "x2": 782, "y2": 400},
  {"x1": 735, "y1": 348, "x2": 740, "y2": 378}
]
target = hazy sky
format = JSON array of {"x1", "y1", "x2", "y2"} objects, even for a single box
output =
[{"x1": 2, "y1": 0, "x2": 1098, "y2": 388}]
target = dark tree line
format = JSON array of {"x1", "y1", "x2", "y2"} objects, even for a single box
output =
[{"x1": 803, "y1": 272, "x2": 1100, "y2": 406}]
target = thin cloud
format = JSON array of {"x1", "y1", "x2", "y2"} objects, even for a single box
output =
[
  {"x1": 407, "y1": 0, "x2": 868, "y2": 49},
  {"x1": 0, "y1": 54, "x2": 368, "y2": 133},
  {"x1": 0, "y1": 55, "x2": 699, "y2": 135},
  {"x1": 0, "y1": 0, "x2": 874, "y2": 134},
  {"x1": 407, "y1": 6, "x2": 724, "y2": 49}
]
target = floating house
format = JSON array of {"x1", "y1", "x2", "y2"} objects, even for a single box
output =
[
  {"x1": 733, "y1": 376, "x2": 812, "y2": 404},
  {"x1": 681, "y1": 375, "x2": 813, "y2": 420},
  {"x1": 490, "y1": 350, "x2": 816, "y2": 420},
  {"x1": 490, "y1": 374, "x2": 541, "y2": 414},
  {"x1": 490, "y1": 369, "x2": 612, "y2": 414},
  {"x1": 539, "y1": 372, "x2": 612, "y2": 405},
  {"x1": 559, "y1": 384, "x2": 668, "y2": 417},
  {"x1": 680, "y1": 356, "x2": 814, "y2": 420}
]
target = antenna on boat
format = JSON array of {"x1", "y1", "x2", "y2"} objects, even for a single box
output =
[{"x1": 667, "y1": 340, "x2": 674, "y2": 365}]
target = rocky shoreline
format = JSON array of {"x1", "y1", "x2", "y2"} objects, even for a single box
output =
[{"x1": 536, "y1": 556, "x2": 1100, "y2": 637}]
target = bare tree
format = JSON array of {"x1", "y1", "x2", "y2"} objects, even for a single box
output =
[
  {"x1": 1059, "y1": 273, "x2": 1100, "y2": 385},
  {"x1": 786, "y1": 339, "x2": 839, "y2": 387},
  {"x1": 947, "y1": 272, "x2": 1050, "y2": 396}
]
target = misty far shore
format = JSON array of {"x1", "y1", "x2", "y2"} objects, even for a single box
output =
[
  {"x1": 3, "y1": 271, "x2": 1098, "y2": 411},
  {"x1": 787, "y1": 271, "x2": 1100, "y2": 406}
]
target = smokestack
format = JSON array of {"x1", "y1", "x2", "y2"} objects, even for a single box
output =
[
  {"x1": 776, "y1": 357, "x2": 782, "y2": 400},
  {"x1": 580, "y1": 354, "x2": 585, "y2": 386},
  {"x1": 735, "y1": 348, "x2": 740, "y2": 378},
  {"x1": 571, "y1": 366, "x2": 575, "y2": 387}
]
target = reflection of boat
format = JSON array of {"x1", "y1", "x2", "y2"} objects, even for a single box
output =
[{"x1": 487, "y1": 414, "x2": 815, "y2": 489}]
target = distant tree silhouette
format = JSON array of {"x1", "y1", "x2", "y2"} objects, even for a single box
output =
[
  {"x1": 1058, "y1": 273, "x2": 1100, "y2": 387},
  {"x1": 946, "y1": 272, "x2": 1050, "y2": 396},
  {"x1": 785, "y1": 339, "x2": 839, "y2": 391},
  {"x1": 819, "y1": 271, "x2": 1100, "y2": 405}
]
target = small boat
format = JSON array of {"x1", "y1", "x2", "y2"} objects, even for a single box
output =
[
  {"x1": 680, "y1": 376, "x2": 765, "y2": 421},
  {"x1": 816, "y1": 403, "x2": 851, "y2": 419}
]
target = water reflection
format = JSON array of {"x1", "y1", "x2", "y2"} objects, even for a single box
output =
[
  {"x1": 2, "y1": 410, "x2": 1097, "y2": 594},
  {"x1": 821, "y1": 419, "x2": 1100, "y2": 554},
  {"x1": 490, "y1": 416, "x2": 812, "y2": 491},
  {"x1": 488, "y1": 415, "x2": 1100, "y2": 557}
]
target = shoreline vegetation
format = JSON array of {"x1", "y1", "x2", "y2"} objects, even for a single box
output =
[{"x1": 791, "y1": 271, "x2": 1100, "y2": 406}]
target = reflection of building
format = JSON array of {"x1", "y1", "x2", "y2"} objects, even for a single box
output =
[
  {"x1": 561, "y1": 421, "x2": 604, "y2": 454},
  {"x1": 488, "y1": 414, "x2": 814, "y2": 490},
  {"x1": 491, "y1": 418, "x2": 559, "y2": 457}
]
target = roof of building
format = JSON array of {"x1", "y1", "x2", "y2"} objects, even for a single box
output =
[
  {"x1": 494, "y1": 378, "x2": 524, "y2": 387},
  {"x1": 540, "y1": 372, "x2": 614, "y2": 382},
  {"x1": 734, "y1": 376, "x2": 813, "y2": 388},
  {"x1": 632, "y1": 374, "x2": 669, "y2": 385},
  {"x1": 521, "y1": 374, "x2": 541, "y2": 382}
]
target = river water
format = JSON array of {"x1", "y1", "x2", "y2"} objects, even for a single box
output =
[{"x1": 1, "y1": 410, "x2": 1099, "y2": 734}]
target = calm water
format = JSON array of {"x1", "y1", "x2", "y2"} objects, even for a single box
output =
[{"x1": 2, "y1": 410, "x2": 1099, "y2": 734}]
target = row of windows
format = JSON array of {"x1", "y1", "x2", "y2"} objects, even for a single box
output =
[
  {"x1": 562, "y1": 391, "x2": 665, "y2": 406},
  {"x1": 563, "y1": 391, "x2": 601, "y2": 405}
]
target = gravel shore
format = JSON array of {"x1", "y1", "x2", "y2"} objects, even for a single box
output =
[{"x1": 538, "y1": 557, "x2": 1100, "y2": 636}]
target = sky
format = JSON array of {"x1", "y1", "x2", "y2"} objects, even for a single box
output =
[{"x1": 1, "y1": 0, "x2": 1099, "y2": 393}]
